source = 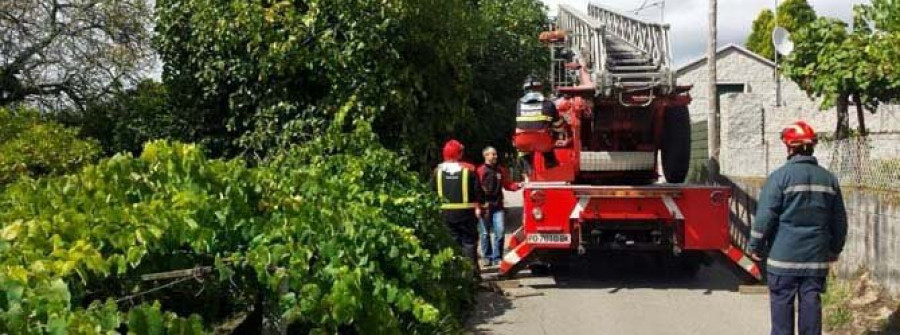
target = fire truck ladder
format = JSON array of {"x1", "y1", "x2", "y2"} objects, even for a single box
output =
[
  {"x1": 556, "y1": 4, "x2": 675, "y2": 100},
  {"x1": 500, "y1": 4, "x2": 764, "y2": 283}
]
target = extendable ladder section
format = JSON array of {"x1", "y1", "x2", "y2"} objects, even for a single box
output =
[{"x1": 557, "y1": 4, "x2": 675, "y2": 97}]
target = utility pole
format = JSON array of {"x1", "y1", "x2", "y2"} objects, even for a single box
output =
[
  {"x1": 707, "y1": 0, "x2": 719, "y2": 182},
  {"x1": 774, "y1": 0, "x2": 782, "y2": 107}
]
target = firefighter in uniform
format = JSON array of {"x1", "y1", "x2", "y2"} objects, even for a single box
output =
[
  {"x1": 749, "y1": 121, "x2": 848, "y2": 335},
  {"x1": 434, "y1": 139, "x2": 484, "y2": 274},
  {"x1": 514, "y1": 76, "x2": 565, "y2": 175}
]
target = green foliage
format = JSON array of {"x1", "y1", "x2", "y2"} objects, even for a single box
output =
[
  {"x1": 776, "y1": 0, "x2": 818, "y2": 34},
  {"x1": 155, "y1": 0, "x2": 548, "y2": 170},
  {"x1": 822, "y1": 276, "x2": 853, "y2": 331},
  {"x1": 0, "y1": 108, "x2": 100, "y2": 186},
  {"x1": 745, "y1": 0, "x2": 817, "y2": 60},
  {"x1": 0, "y1": 135, "x2": 471, "y2": 333},
  {"x1": 257, "y1": 123, "x2": 473, "y2": 333},
  {"x1": 459, "y1": 0, "x2": 549, "y2": 164},
  {"x1": 783, "y1": 0, "x2": 900, "y2": 137},
  {"x1": 849, "y1": 0, "x2": 900, "y2": 111},
  {"x1": 57, "y1": 80, "x2": 187, "y2": 156},
  {"x1": 746, "y1": 10, "x2": 775, "y2": 59},
  {"x1": 782, "y1": 17, "x2": 852, "y2": 110},
  {"x1": 155, "y1": 0, "x2": 468, "y2": 161}
]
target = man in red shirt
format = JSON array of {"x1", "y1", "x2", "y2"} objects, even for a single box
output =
[{"x1": 476, "y1": 146, "x2": 523, "y2": 266}]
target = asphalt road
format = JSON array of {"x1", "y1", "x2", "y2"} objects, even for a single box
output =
[
  {"x1": 470, "y1": 190, "x2": 771, "y2": 335},
  {"x1": 470, "y1": 260, "x2": 770, "y2": 335}
]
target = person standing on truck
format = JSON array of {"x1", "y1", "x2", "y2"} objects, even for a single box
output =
[
  {"x1": 476, "y1": 146, "x2": 523, "y2": 267},
  {"x1": 514, "y1": 76, "x2": 565, "y2": 175},
  {"x1": 434, "y1": 139, "x2": 484, "y2": 276},
  {"x1": 749, "y1": 121, "x2": 848, "y2": 335}
]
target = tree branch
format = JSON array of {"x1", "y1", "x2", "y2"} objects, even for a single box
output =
[{"x1": 6, "y1": 0, "x2": 64, "y2": 73}]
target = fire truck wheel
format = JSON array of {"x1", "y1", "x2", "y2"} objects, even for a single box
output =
[
  {"x1": 672, "y1": 251, "x2": 705, "y2": 278},
  {"x1": 662, "y1": 106, "x2": 691, "y2": 183},
  {"x1": 528, "y1": 262, "x2": 552, "y2": 276}
]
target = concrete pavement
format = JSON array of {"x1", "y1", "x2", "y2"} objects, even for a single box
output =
[
  {"x1": 470, "y1": 260, "x2": 770, "y2": 335},
  {"x1": 471, "y1": 189, "x2": 772, "y2": 335}
]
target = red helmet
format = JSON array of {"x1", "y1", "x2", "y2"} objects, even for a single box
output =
[
  {"x1": 781, "y1": 121, "x2": 818, "y2": 147},
  {"x1": 442, "y1": 139, "x2": 464, "y2": 161}
]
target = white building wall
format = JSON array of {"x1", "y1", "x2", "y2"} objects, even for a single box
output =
[{"x1": 676, "y1": 48, "x2": 783, "y2": 122}]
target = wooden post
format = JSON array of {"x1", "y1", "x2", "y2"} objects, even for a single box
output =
[{"x1": 707, "y1": 0, "x2": 720, "y2": 182}]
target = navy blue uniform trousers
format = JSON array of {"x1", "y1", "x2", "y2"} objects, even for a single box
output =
[{"x1": 768, "y1": 273, "x2": 826, "y2": 335}]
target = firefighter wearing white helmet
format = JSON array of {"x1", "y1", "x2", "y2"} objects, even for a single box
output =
[{"x1": 514, "y1": 76, "x2": 564, "y2": 175}]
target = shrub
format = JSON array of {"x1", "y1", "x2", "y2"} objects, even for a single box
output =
[{"x1": 0, "y1": 108, "x2": 100, "y2": 186}]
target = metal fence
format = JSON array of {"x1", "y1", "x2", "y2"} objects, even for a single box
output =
[{"x1": 818, "y1": 136, "x2": 900, "y2": 191}]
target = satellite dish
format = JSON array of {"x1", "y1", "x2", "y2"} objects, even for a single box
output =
[{"x1": 772, "y1": 27, "x2": 794, "y2": 56}]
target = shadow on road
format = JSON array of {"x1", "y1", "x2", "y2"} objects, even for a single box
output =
[
  {"x1": 531, "y1": 253, "x2": 744, "y2": 294},
  {"x1": 467, "y1": 291, "x2": 515, "y2": 333}
]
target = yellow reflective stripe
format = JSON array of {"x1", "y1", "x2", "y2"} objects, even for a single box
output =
[
  {"x1": 516, "y1": 115, "x2": 553, "y2": 122},
  {"x1": 441, "y1": 203, "x2": 476, "y2": 209},
  {"x1": 436, "y1": 169, "x2": 443, "y2": 201},
  {"x1": 462, "y1": 168, "x2": 469, "y2": 204}
]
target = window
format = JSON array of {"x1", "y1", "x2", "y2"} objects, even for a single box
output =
[{"x1": 716, "y1": 83, "x2": 746, "y2": 95}]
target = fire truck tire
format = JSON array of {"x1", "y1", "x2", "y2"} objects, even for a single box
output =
[
  {"x1": 657, "y1": 251, "x2": 703, "y2": 278},
  {"x1": 662, "y1": 106, "x2": 691, "y2": 183},
  {"x1": 528, "y1": 262, "x2": 552, "y2": 276},
  {"x1": 673, "y1": 251, "x2": 705, "y2": 278}
]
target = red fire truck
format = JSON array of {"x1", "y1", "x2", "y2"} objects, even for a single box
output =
[{"x1": 499, "y1": 4, "x2": 761, "y2": 281}]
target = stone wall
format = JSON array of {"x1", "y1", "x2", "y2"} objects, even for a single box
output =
[
  {"x1": 719, "y1": 93, "x2": 900, "y2": 178},
  {"x1": 725, "y1": 176, "x2": 900, "y2": 297}
]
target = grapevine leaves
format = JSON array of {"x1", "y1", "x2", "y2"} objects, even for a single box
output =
[{"x1": 0, "y1": 138, "x2": 471, "y2": 333}]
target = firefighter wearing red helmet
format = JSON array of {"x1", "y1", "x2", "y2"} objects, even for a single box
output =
[
  {"x1": 750, "y1": 121, "x2": 847, "y2": 335},
  {"x1": 433, "y1": 140, "x2": 484, "y2": 275},
  {"x1": 780, "y1": 120, "x2": 819, "y2": 151}
]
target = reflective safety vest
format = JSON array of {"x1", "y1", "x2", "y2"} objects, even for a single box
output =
[
  {"x1": 436, "y1": 163, "x2": 475, "y2": 210},
  {"x1": 516, "y1": 92, "x2": 553, "y2": 130}
]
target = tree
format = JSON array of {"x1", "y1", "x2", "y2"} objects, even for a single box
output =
[
  {"x1": 382, "y1": 0, "x2": 549, "y2": 166},
  {"x1": 156, "y1": 0, "x2": 475, "y2": 164},
  {"x1": 746, "y1": 9, "x2": 775, "y2": 59},
  {"x1": 0, "y1": 0, "x2": 154, "y2": 109},
  {"x1": 848, "y1": 0, "x2": 900, "y2": 134},
  {"x1": 745, "y1": 0, "x2": 817, "y2": 60},
  {"x1": 782, "y1": 0, "x2": 900, "y2": 139},
  {"x1": 155, "y1": 0, "x2": 550, "y2": 172},
  {"x1": 57, "y1": 80, "x2": 188, "y2": 156}
]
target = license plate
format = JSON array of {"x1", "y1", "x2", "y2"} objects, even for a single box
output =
[{"x1": 527, "y1": 233, "x2": 571, "y2": 245}]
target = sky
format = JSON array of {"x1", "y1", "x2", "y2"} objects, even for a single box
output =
[{"x1": 541, "y1": 0, "x2": 869, "y2": 67}]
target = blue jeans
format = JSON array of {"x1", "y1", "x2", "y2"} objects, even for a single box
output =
[
  {"x1": 768, "y1": 273, "x2": 826, "y2": 335},
  {"x1": 478, "y1": 209, "x2": 505, "y2": 263}
]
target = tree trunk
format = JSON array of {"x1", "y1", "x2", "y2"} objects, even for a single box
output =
[
  {"x1": 834, "y1": 93, "x2": 851, "y2": 140},
  {"x1": 853, "y1": 93, "x2": 867, "y2": 137},
  {"x1": 707, "y1": 0, "x2": 719, "y2": 183}
]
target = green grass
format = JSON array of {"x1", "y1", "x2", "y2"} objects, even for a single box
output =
[{"x1": 823, "y1": 277, "x2": 854, "y2": 331}]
